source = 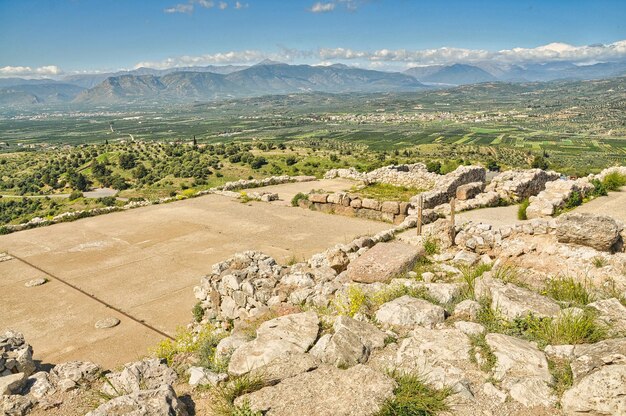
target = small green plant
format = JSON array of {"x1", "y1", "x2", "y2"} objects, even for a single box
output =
[
  {"x1": 152, "y1": 325, "x2": 219, "y2": 366},
  {"x1": 423, "y1": 236, "x2": 440, "y2": 256},
  {"x1": 239, "y1": 191, "x2": 252, "y2": 203},
  {"x1": 602, "y1": 171, "x2": 626, "y2": 191},
  {"x1": 517, "y1": 198, "x2": 530, "y2": 220},
  {"x1": 491, "y1": 264, "x2": 525, "y2": 287},
  {"x1": 231, "y1": 401, "x2": 262, "y2": 416},
  {"x1": 197, "y1": 331, "x2": 229, "y2": 373},
  {"x1": 549, "y1": 358, "x2": 573, "y2": 399},
  {"x1": 290, "y1": 192, "x2": 308, "y2": 207},
  {"x1": 468, "y1": 333, "x2": 497, "y2": 373},
  {"x1": 459, "y1": 263, "x2": 493, "y2": 300},
  {"x1": 563, "y1": 191, "x2": 582, "y2": 209},
  {"x1": 590, "y1": 179, "x2": 607, "y2": 197},
  {"x1": 192, "y1": 302, "x2": 205, "y2": 323},
  {"x1": 209, "y1": 374, "x2": 267, "y2": 416},
  {"x1": 529, "y1": 311, "x2": 607, "y2": 347},
  {"x1": 377, "y1": 371, "x2": 451, "y2": 416},
  {"x1": 334, "y1": 285, "x2": 369, "y2": 317},
  {"x1": 592, "y1": 256, "x2": 608, "y2": 268},
  {"x1": 545, "y1": 277, "x2": 594, "y2": 306}
]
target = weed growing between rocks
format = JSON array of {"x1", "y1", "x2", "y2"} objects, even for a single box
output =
[
  {"x1": 491, "y1": 264, "x2": 528, "y2": 288},
  {"x1": 208, "y1": 374, "x2": 267, "y2": 416},
  {"x1": 459, "y1": 263, "x2": 493, "y2": 300},
  {"x1": 192, "y1": 302, "x2": 205, "y2": 323},
  {"x1": 548, "y1": 358, "x2": 573, "y2": 401},
  {"x1": 592, "y1": 256, "x2": 608, "y2": 268},
  {"x1": 602, "y1": 171, "x2": 626, "y2": 191},
  {"x1": 423, "y1": 236, "x2": 440, "y2": 256},
  {"x1": 153, "y1": 325, "x2": 224, "y2": 367},
  {"x1": 468, "y1": 333, "x2": 497, "y2": 373},
  {"x1": 377, "y1": 372, "x2": 451, "y2": 416},
  {"x1": 544, "y1": 276, "x2": 594, "y2": 307},
  {"x1": 517, "y1": 198, "x2": 530, "y2": 220}
]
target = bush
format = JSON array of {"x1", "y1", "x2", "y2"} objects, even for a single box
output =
[
  {"x1": 602, "y1": 171, "x2": 626, "y2": 191},
  {"x1": 291, "y1": 192, "x2": 308, "y2": 207},
  {"x1": 517, "y1": 198, "x2": 530, "y2": 220},
  {"x1": 209, "y1": 374, "x2": 267, "y2": 416},
  {"x1": 68, "y1": 190, "x2": 83, "y2": 201},
  {"x1": 425, "y1": 161, "x2": 441, "y2": 174},
  {"x1": 192, "y1": 302, "x2": 205, "y2": 323},
  {"x1": 97, "y1": 196, "x2": 116, "y2": 206},
  {"x1": 564, "y1": 191, "x2": 582, "y2": 209},
  {"x1": 377, "y1": 372, "x2": 450, "y2": 416},
  {"x1": 590, "y1": 179, "x2": 607, "y2": 197},
  {"x1": 531, "y1": 155, "x2": 549, "y2": 170}
]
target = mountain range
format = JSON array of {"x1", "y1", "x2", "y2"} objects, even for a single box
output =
[{"x1": 1, "y1": 59, "x2": 626, "y2": 107}]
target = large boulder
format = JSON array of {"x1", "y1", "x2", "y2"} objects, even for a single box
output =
[
  {"x1": 486, "y1": 333, "x2": 556, "y2": 408},
  {"x1": 375, "y1": 296, "x2": 445, "y2": 328},
  {"x1": 310, "y1": 316, "x2": 386, "y2": 367},
  {"x1": 49, "y1": 361, "x2": 101, "y2": 391},
  {"x1": 562, "y1": 365, "x2": 626, "y2": 415},
  {"x1": 235, "y1": 364, "x2": 396, "y2": 416},
  {"x1": 475, "y1": 277, "x2": 560, "y2": 320},
  {"x1": 346, "y1": 242, "x2": 421, "y2": 283},
  {"x1": 228, "y1": 312, "x2": 319, "y2": 376},
  {"x1": 556, "y1": 212, "x2": 622, "y2": 252},
  {"x1": 86, "y1": 385, "x2": 188, "y2": 416},
  {"x1": 101, "y1": 358, "x2": 176, "y2": 396},
  {"x1": 587, "y1": 298, "x2": 626, "y2": 334}
]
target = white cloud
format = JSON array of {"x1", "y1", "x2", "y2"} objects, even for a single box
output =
[
  {"x1": 0, "y1": 65, "x2": 63, "y2": 77},
  {"x1": 218, "y1": 1, "x2": 228, "y2": 10},
  {"x1": 131, "y1": 39, "x2": 626, "y2": 71},
  {"x1": 164, "y1": 3, "x2": 194, "y2": 13},
  {"x1": 234, "y1": 1, "x2": 248, "y2": 9},
  {"x1": 310, "y1": 2, "x2": 335, "y2": 13}
]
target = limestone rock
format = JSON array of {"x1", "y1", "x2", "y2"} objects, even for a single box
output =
[
  {"x1": 86, "y1": 385, "x2": 188, "y2": 416},
  {"x1": 25, "y1": 371, "x2": 53, "y2": 398},
  {"x1": 347, "y1": 242, "x2": 421, "y2": 283},
  {"x1": 562, "y1": 365, "x2": 626, "y2": 415},
  {"x1": 454, "y1": 299, "x2": 481, "y2": 320},
  {"x1": 49, "y1": 361, "x2": 100, "y2": 391},
  {"x1": 249, "y1": 353, "x2": 320, "y2": 385},
  {"x1": 187, "y1": 366, "x2": 227, "y2": 387},
  {"x1": 587, "y1": 298, "x2": 626, "y2": 334},
  {"x1": 228, "y1": 312, "x2": 320, "y2": 376},
  {"x1": 95, "y1": 317, "x2": 120, "y2": 329},
  {"x1": 235, "y1": 364, "x2": 396, "y2": 416},
  {"x1": 24, "y1": 278, "x2": 47, "y2": 287},
  {"x1": 0, "y1": 373, "x2": 26, "y2": 396},
  {"x1": 0, "y1": 330, "x2": 35, "y2": 377},
  {"x1": 454, "y1": 321, "x2": 485, "y2": 336},
  {"x1": 101, "y1": 358, "x2": 176, "y2": 396},
  {"x1": 475, "y1": 277, "x2": 560, "y2": 320},
  {"x1": 556, "y1": 212, "x2": 621, "y2": 252},
  {"x1": 570, "y1": 338, "x2": 626, "y2": 381},
  {"x1": 1, "y1": 394, "x2": 34, "y2": 416},
  {"x1": 375, "y1": 295, "x2": 445, "y2": 328}
]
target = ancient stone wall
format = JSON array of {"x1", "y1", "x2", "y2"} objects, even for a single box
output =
[
  {"x1": 411, "y1": 165, "x2": 487, "y2": 209},
  {"x1": 303, "y1": 192, "x2": 412, "y2": 224},
  {"x1": 324, "y1": 163, "x2": 438, "y2": 189},
  {"x1": 526, "y1": 178, "x2": 594, "y2": 219},
  {"x1": 485, "y1": 169, "x2": 560, "y2": 202}
]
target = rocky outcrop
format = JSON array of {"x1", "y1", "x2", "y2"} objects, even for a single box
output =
[
  {"x1": 86, "y1": 385, "x2": 188, "y2": 416},
  {"x1": 228, "y1": 312, "x2": 319, "y2": 376},
  {"x1": 375, "y1": 296, "x2": 446, "y2": 328},
  {"x1": 556, "y1": 212, "x2": 622, "y2": 252},
  {"x1": 101, "y1": 358, "x2": 177, "y2": 396},
  {"x1": 486, "y1": 169, "x2": 560, "y2": 202},
  {"x1": 526, "y1": 178, "x2": 594, "y2": 219},
  {"x1": 235, "y1": 364, "x2": 396, "y2": 416}
]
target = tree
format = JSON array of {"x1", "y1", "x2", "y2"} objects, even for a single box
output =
[
  {"x1": 531, "y1": 155, "x2": 549, "y2": 170},
  {"x1": 118, "y1": 153, "x2": 136, "y2": 169},
  {"x1": 487, "y1": 160, "x2": 501, "y2": 172},
  {"x1": 426, "y1": 161, "x2": 442, "y2": 174},
  {"x1": 133, "y1": 164, "x2": 148, "y2": 179}
]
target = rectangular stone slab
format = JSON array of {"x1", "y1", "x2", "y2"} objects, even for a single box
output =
[{"x1": 347, "y1": 241, "x2": 422, "y2": 283}]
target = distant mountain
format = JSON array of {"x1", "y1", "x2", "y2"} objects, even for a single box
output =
[
  {"x1": 0, "y1": 83, "x2": 85, "y2": 106},
  {"x1": 74, "y1": 62, "x2": 426, "y2": 104},
  {"x1": 61, "y1": 65, "x2": 248, "y2": 89},
  {"x1": 0, "y1": 78, "x2": 61, "y2": 88},
  {"x1": 405, "y1": 64, "x2": 497, "y2": 85}
]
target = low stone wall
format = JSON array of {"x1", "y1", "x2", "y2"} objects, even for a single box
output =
[
  {"x1": 526, "y1": 178, "x2": 594, "y2": 219},
  {"x1": 592, "y1": 166, "x2": 626, "y2": 181},
  {"x1": 215, "y1": 175, "x2": 316, "y2": 192},
  {"x1": 486, "y1": 169, "x2": 560, "y2": 202},
  {"x1": 411, "y1": 165, "x2": 486, "y2": 209},
  {"x1": 303, "y1": 192, "x2": 411, "y2": 224},
  {"x1": 324, "y1": 163, "x2": 438, "y2": 189}
]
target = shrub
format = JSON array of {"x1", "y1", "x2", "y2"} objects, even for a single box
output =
[
  {"x1": 590, "y1": 179, "x2": 607, "y2": 197},
  {"x1": 602, "y1": 171, "x2": 626, "y2": 191},
  {"x1": 564, "y1": 191, "x2": 582, "y2": 209},
  {"x1": 426, "y1": 161, "x2": 441, "y2": 174},
  {"x1": 192, "y1": 302, "x2": 205, "y2": 323},
  {"x1": 153, "y1": 325, "x2": 219, "y2": 366},
  {"x1": 423, "y1": 236, "x2": 440, "y2": 256},
  {"x1": 377, "y1": 372, "x2": 450, "y2": 416},
  {"x1": 517, "y1": 198, "x2": 530, "y2": 220},
  {"x1": 549, "y1": 358, "x2": 573, "y2": 398},
  {"x1": 97, "y1": 196, "x2": 117, "y2": 206},
  {"x1": 68, "y1": 190, "x2": 83, "y2": 201},
  {"x1": 334, "y1": 285, "x2": 369, "y2": 317},
  {"x1": 545, "y1": 277, "x2": 594, "y2": 306},
  {"x1": 528, "y1": 311, "x2": 607, "y2": 347},
  {"x1": 291, "y1": 192, "x2": 308, "y2": 207}
]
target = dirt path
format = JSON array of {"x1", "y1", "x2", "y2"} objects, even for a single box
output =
[
  {"x1": 455, "y1": 204, "x2": 520, "y2": 228},
  {"x1": 571, "y1": 187, "x2": 626, "y2": 222},
  {"x1": 0, "y1": 183, "x2": 387, "y2": 368}
]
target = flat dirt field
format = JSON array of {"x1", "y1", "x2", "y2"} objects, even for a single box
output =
[{"x1": 0, "y1": 180, "x2": 386, "y2": 368}]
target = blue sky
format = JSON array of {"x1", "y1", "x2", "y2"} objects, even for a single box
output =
[{"x1": 1, "y1": 0, "x2": 626, "y2": 76}]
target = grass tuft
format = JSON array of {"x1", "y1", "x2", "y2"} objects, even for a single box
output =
[
  {"x1": 290, "y1": 192, "x2": 308, "y2": 207},
  {"x1": 209, "y1": 374, "x2": 267, "y2": 416},
  {"x1": 517, "y1": 198, "x2": 530, "y2": 220},
  {"x1": 377, "y1": 371, "x2": 451, "y2": 416},
  {"x1": 468, "y1": 333, "x2": 497, "y2": 373},
  {"x1": 459, "y1": 263, "x2": 493, "y2": 300},
  {"x1": 544, "y1": 277, "x2": 594, "y2": 307},
  {"x1": 423, "y1": 236, "x2": 440, "y2": 256},
  {"x1": 602, "y1": 171, "x2": 626, "y2": 191}
]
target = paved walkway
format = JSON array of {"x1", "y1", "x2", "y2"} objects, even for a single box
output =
[{"x1": 0, "y1": 182, "x2": 387, "y2": 368}]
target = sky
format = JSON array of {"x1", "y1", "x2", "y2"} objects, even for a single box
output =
[{"x1": 1, "y1": 0, "x2": 626, "y2": 77}]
